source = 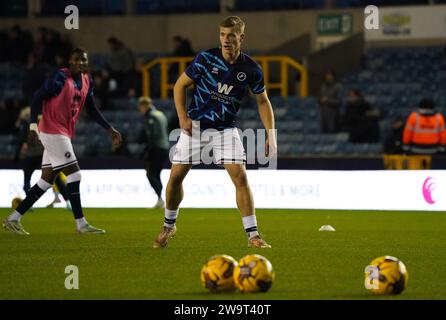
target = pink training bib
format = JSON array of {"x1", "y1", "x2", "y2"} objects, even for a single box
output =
[{"x1": 38, "y1": 68, "x2": 90, "y2": 138}]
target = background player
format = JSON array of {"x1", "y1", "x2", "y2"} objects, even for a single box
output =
[
  {"x1": 46, "y1": 173, "x2": 71, "y2": 210},
  {"x1": 153, "y1": 16, "x2": 277, "y2": 249},
  {"x1": 3, "y1": 47, "x2": 122, "y2": 235},
  {"x1": 137, "y1": 96, "x2": 170, "y2": 209}
]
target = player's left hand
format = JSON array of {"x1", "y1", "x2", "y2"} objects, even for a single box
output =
[
  {"x1": 108, "y1": 127, "x2": 122, "y2": 151},
  {"x1": 20, "y1": 143, "x2": 29, "y2": 156},
  {"x1": 265, "y1": 136, "x2": 277, "y2": 158}
]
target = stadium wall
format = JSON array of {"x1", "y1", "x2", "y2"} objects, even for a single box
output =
[
  {"x1": 0, "y1": 8, "x2": 365, "y2": 53},
  {"x1": 1, "y1": 5, "x2": 444, "y2": 53},
  {"x1": 307, "y1": 32, "x2": 364, "y2": 96},
  {"x1": 365, "y1": 5, "x2": 446, "y2": 41}
]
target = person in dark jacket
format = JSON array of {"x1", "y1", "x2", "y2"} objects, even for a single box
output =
[
  {"x1": 137, "y1": 97, "x2": 170, "y2": 208},
  {"x1": 318, "y1": 70, "x2": 343, "y2": 133},
  {"x1": 168, "y1": 36, "x2": 195, "y2": 83},
  {"x1": 341, "y1": 89, "x2": 380, "y2": 143},
  {"x1": 383, "y1": 116, "x2": 405, "y2": 154}
]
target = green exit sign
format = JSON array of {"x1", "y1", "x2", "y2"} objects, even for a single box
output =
[{"x1": 318, "y1": 14, "x2": 353, "y2": 35}]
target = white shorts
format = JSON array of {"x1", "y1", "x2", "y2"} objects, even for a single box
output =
[
  {"x1": 39, "y1": 132, "x2": 78, "y2": 170},
  {"x1": 171, "y1": 122, "x2": 246, "y2": 165}
]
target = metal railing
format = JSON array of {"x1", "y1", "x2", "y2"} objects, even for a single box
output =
[{"x1": 141, "y1": 55, "x2": 308, "y2": 99}]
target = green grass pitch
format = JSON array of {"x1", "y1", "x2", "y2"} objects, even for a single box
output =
[{"x1": 1, "y1": 208, "x2": 446, "y2": 299}]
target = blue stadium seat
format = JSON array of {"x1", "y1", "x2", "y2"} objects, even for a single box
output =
[
  {"x1": 127, "y1": 143, "x2": 145, "y2": 156},
  {"x1": 104, "y1": 0, "x2": 126, "y2": 15},
  {"x1": 0, "y1": 135, "x2": 16, "y2": 145},
  {"x1": 73, "y1": 143, "x2": 87, "y2": 157},
  {"x1": 277, "y1": 121, "x2": 303, "y2": 133},
  {"x1": 302, "y1": 122, "x2": 319, "y2": 133},
  {"x1": 289, "y1": 144, "x2": 305, "y2": 155},
  {"x1": 270, "y1": 96, "x2": 286, "y2": 107},
  {"x1": 274, "y1": 107, "x2": 288, "y2": 120},
  {"x1": 242, "y1": 120, "x2": 263, "y2": 130},
  {"x1": 278, "y1": 143, "x2": 292, "y2": 155},
  {"x1": 135, "y1": 0, "x2": 162, "y2": 14}
]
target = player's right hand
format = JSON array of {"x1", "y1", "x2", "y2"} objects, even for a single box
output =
[
  {"x1": 108, "y1": 127, "x2": 123, "y2": 151},
  {"x1": 179, "y1": 117, "x2": 193, "y2": 136},
  {"x1": 27, "y1": 131, "x2": 40, "y2": 145}
]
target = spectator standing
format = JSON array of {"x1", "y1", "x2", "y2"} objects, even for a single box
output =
[
  {"x1": 107, "y1": 37, "x2": 135, "y2": 92},
  {"x1": 318, "y1": 70, "x2": 342, "y2": 133},
  {"x1": 6, "y1": 25, "x2": 33, "y2": 64},
  {"x1": 402, "y1": 98, "x2": 446, "y2": 154},
  {"x1": 383, "y1": 116, "x2": 405, "y2": 154},
  {"x1": 125, "y1": 57, "x2": 145, "y2": 99},
  {"x1": 341, "y1": 89, "x2": 380, "y2": 143},
  {"x1": 22, "y1": 53, "x2": 52, "y2": 103},
  {"x1": 168, "y1": 35, "x2": 195, "y2": 82}
]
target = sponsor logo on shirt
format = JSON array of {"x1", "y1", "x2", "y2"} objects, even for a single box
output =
[{"x1": 217, "y1": 82, "x2": 233, "y2": 95}]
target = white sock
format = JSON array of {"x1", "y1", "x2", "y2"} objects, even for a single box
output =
[
  {"x1": 37, "y1": 179, "x2": 52, "y2": 191},
  {"x1": 242, "y1": 214, "x2": 259, "y2": 239},
  {"x1": 75, "y1": 217, "x2": 87, "y2": 229},
  {"x1": 8, "y1": 210, "x2": 22, "y2": 222},
  {"x1": 164, "y1": 208, "x2": 179, "y2": 228}
]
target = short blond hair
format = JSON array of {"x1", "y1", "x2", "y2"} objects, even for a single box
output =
[
  {"x1": 219, "y1": 16, "x2": 245, "y2": 34},
  {"x1": 138, "y1": 96, "x2": 152, "y2": 106}
]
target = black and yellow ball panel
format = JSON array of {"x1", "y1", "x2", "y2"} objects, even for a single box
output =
[{"x1": 200, "y1": 254, "x2": 237, "y2": 293}]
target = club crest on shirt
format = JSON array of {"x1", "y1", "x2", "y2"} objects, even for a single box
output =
[
  {"x1": 237, "y1": 72, "x2": 246, "y2": 81},
  {"x1": 212, "y1": 67, "x2": 219, "y2": 75}
]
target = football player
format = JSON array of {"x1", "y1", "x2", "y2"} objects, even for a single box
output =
[
  {"x1": 3, "y1": 48, "x2": 122, "y2": 235},
  {"x1": 154, "y1": 16, "x2": 276, "y2": 248}
]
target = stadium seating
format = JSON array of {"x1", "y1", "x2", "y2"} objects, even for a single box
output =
[
  {"x1": 0, "y1": 64, "x2": 25, "y2": 101},
  {"x1": 342, "y1": 46, "x2": 446, "y2": 119},
  {"x1": 0, "y1": 135, "x2": 17, "y2": 158},
  {"x1": 1, "y1": 45, "x2": 445, "y2": 159},
  {"x1": 336, "y1": 0, "x2": 433, "y2": 7}
]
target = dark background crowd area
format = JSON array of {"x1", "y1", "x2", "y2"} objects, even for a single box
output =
[
  {"x1": 0, "y1": 25, "x2": 73, "y2": 135},
  {"x1": 0, "y1": 24, "x2": 147, "y2": 135}
]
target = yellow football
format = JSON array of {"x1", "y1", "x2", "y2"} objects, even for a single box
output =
[
  {"x1": 364, "y1": 255, "x2": 409, "y2": 295},
  {"x1": 11, "y1": 197, "x2": 23, "y2": 210},
  {"x1": 233, "y1": 254, "x2": 274, "y2": 293},
  {"x1": 200, "y1": 254, "x2": 238, "y2": 293}
]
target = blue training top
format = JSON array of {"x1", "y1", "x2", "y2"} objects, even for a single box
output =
[{"x1": 185, "y1": 47, "x2": 265, "y2": 130}]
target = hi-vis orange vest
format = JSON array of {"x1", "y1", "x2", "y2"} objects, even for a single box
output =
[{"x1": 403, "y1": 110, "x2": 446, "y2": 152}]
